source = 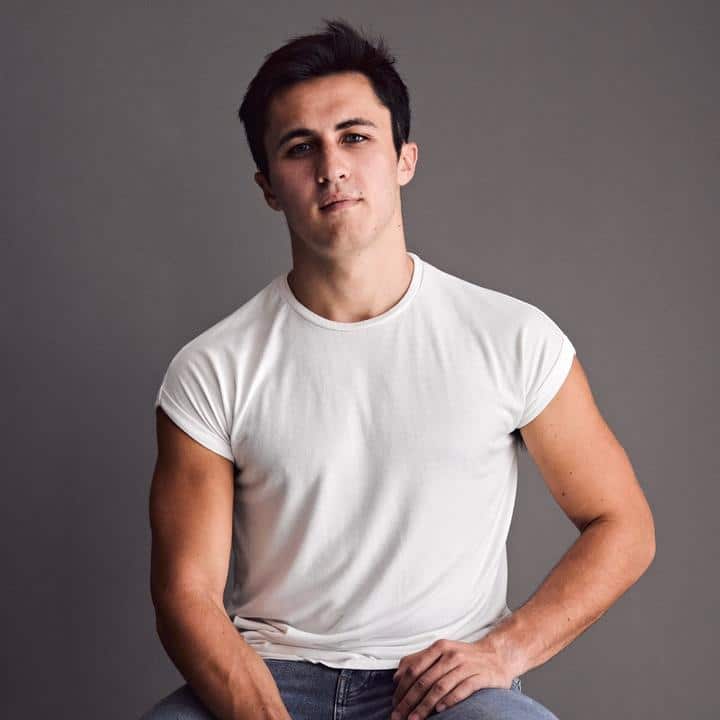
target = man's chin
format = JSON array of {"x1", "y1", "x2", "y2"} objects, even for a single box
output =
[{"x1": 295, "y1": 232, "x2": 373, "y2": 257}]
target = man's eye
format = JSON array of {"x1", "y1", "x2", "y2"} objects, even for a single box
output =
[
  {"x1": 288, "y1": 142, "x2": 311, "y2": 156},
  {"x1": 287, "y1": 134, "x2": 367, "y2": 156}
]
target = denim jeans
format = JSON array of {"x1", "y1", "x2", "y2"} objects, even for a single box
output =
[{"x1": 139, "y1": 658, "x2": 560, "y2": 719}]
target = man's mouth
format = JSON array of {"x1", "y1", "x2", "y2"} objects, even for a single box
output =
[{"x1": 320, "y1": 199, "x2": 361, "y2": 212}]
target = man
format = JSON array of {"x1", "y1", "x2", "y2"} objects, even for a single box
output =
[{"x1": 141, "y1": 18, "x2": 655, "y2": 720}]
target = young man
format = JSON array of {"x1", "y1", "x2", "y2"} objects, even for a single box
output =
[{"x1": 142, "y1": 19, "x2": 655, "y2": 720}]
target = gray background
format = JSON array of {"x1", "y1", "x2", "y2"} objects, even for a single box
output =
[{"x1": 2, "y1": 2, "x2": 717, "y2": 718}]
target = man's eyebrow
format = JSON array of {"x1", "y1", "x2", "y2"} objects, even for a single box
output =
[{"x1": 275, "y1": 117, "x2": 378, "y2": 151}]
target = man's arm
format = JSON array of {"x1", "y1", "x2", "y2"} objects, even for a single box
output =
[
  {"x1": 480, "y1": 355, "x2": 656, "y2": 678},
  {"x1": 149, "y1": 407, "x2": 291, "y2": 720}
]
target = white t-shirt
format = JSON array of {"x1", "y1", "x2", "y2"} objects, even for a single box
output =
[{"x1": 154, "y1": 250, "x2": 576, "y2": 669}]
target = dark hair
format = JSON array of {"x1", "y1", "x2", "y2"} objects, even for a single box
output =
[{"x1": 238, "y1": 18, "x2": 411, "y2": 181}]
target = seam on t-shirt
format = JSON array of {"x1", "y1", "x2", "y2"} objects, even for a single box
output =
[
  {"x1": 277, "y1": 255, "x2": 425, "y2": 332},
  {"x1": 521, "y1": 334, "x2": 567, "y2": 425},
  {"x1": 157, "y1": 384, "x2": 234, "y2": 461}
]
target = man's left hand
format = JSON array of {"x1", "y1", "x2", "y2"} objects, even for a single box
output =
[{"x1": 390, "y1": 637, "x2": 515, "y2": 719}]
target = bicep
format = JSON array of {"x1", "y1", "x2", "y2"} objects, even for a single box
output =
[
  {"x1": 519, "y1": 356, "x2": 654, "y2": 538},
  {"x1": 149, "y1": 407, "x2": 235, "y2": 609}
]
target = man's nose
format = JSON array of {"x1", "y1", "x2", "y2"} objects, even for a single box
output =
[{"x1": 316, "y1": 145, "x2": 350, "y2": 184}]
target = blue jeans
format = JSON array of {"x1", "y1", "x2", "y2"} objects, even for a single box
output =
[{"x1": 139, "y1": 659, "x2": 560, "y2": 719}]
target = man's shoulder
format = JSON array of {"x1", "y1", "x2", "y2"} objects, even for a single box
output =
[
  {"x1": 425, "y1": 258, "x2": 542, "y2": 327},
  {"x1": 177, "y1": 276, "x2": 280, "y2": 354}
]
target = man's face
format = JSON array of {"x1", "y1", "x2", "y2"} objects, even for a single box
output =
[{"x1": 255, "y1": 71, "x2": 417, "y2": 259}]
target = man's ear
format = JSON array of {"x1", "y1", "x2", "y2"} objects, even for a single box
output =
[
  {"x1": 254, "y1": 171, "x2": 283, "y2": 211},
  {"x1": 397, "y1": 141, "x2": 419, "y2": 187}
]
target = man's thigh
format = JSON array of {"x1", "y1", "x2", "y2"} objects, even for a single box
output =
[
  {"x1": 434, "y1": 684, "x2": 560, "y2": 720},
  {"x1": 352, "y1": 671, "x2": 558, "y2": 720},
  {"x1": 344, "y1": 671, "x2": 558, "y2": 720},
  {"x1": 138, "y1": 683, "x2": 216, "y2": 720}
]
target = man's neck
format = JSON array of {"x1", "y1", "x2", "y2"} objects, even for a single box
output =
[{"x1": 286, "y1": 244, "x2": 415, "y2": 324}]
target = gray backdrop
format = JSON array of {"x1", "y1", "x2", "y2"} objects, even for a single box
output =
[{"x1": 2, "y1": 2, "x2": 717, "y2": 718}]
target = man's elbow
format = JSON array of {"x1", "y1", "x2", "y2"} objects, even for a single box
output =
[
  {"x1": 590, "y1": 504, "x2": 657, "y2": 577},
  {"x1": 634, "y1": 499, "x2": 657, "y2": 569},
  {"x1": 635, "y1": 532, "x2": 656, "y2": 579},
  {"x1": 643, "y1": 527, "x2": 656, "y2": 572},
  {"x1": 620, "y1": 507, "x2": 657, "y2": 578}
]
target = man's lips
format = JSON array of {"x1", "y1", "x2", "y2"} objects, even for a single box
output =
[{"x1": 319, "y1": 199, "x2": 361, "y2": 212}]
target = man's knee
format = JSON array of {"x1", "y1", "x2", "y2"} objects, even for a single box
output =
[{"x1": 138, "y1": 684, "x2": 217, "y2": 720}]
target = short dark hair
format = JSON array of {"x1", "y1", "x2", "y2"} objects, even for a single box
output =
[{"x1": 238, "y1": 18, "x2": 411, "y2": 181}]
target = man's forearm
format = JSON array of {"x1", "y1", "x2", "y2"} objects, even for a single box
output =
[
  {"x1": 154, "y1": 588, "x2": 291, "y2": 720},
  {"x1": 479, "y1": 515, "x2": 655, "y2": 678}
]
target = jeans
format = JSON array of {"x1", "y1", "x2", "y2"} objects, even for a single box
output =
[{"x1": 139, "y1": 659, "x2": 560, "y2": 719}]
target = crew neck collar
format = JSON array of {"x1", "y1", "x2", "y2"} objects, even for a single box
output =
[{"x1": 276, "y1": 251, "x2": 424, "y2": 332}]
